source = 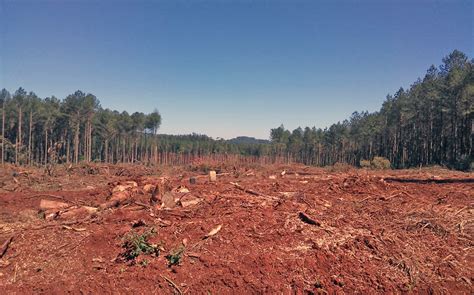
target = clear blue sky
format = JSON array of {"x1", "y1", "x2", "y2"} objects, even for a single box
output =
[{"x1": 1, "y1": 0, "x2": 472, "y2": 139}]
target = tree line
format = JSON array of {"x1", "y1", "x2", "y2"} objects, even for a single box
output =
[
  {"x1": 270, "y1": 50, "x2": 473, "y2": 170},
  {"x1": 0, "y1": 89, "x2": 268, "y2": 166},
  {"x1": 0, "y1": 89, "x2": 162, "y2": 165},
  {"x1": 1, "y1": 50, "x2": 471, "y2": 169}
]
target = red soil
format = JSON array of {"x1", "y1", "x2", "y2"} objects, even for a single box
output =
[{"x1": 0, "y1": 164, "x2": 472, "y2": 294}]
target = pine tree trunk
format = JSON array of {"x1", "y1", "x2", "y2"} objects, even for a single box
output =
[
  {"x1": 83, "y1": 120, "x2": 88, "y2": 162},
  {"x1": 105, "y1": 139, "x2": 109, "y2": 163},
  {"x1": 89, "y1": 121, "x2": 92, "y2": 162},
  {"x1": 74, "y1": 119, "x2": 80, "y2": 164},
  {"x1": 44, "y1": 129, "x2": 48, "y2": 165},
  {"x1": 1, "y1": 101, "x2": 4, "y2": 165},
  {"x1": 16, "y1": 106, "x2": 22, "y2": 165},
  {"x1": 66, "y1": 136, "x2": 70, "y2": 164},
  {"x1": 28, "y1": 111, "x2": 32, "y2": 165}
]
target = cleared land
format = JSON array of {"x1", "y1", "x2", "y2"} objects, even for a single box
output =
[{"x1": 0, "y1": 163, "x2": 472, "y2": 294}]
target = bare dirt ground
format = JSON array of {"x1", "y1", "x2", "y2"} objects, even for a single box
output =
[{"x1": 0, "y1": 162, "x2": 472, "y2": 294}]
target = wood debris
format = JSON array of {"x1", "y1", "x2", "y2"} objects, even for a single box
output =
[
  {"x1": 62, "y1": 225, "x2": 87, "y2": 232},
  {"x1": 298, "y1": 212, "x2": 321, "y2": 226},
  {"x1": 230, "y1": 182, "x2": 279, "y2": 200},
  {"x1": 204, "y1": 224, "x2": 222, "y2": 239},
  {"x1": 0, "y1": 236, "x2": 13, "y2": 258},
  {"x1": 209, "y1": 170, "x2": 217, "y2": 182}
]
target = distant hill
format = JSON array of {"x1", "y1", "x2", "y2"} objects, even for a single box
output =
[{"x1": 228, "y1": 136, "x2": 270, "y2": 145}]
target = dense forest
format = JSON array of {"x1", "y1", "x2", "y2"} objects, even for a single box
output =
[
  {"x1": 0, "y1": 50, "x2": 472, "y2": 169},
  {"x1": 270, "y1": 50, "x2": 473, "y2": 170},
  {"x1": 0, "y1": 88, "x2": 269, "y2": 166},
  {"x1": 0, "y1": 88, "x2": 164, "y2": 165}
]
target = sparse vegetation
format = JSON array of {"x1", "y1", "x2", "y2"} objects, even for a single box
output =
[
  {"x1": 121, "y1": 228, "x2": 159, "y2": 261},
  {"x1": 1, "y1": 162, "x2": 472, "y2": 293}
]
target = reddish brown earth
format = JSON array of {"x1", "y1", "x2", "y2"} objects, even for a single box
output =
[{"x1": 0, "y1": 163, "x2": 472, "y2": 294}]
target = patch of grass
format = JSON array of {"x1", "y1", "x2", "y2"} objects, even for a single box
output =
[{"x1": 121, "y1": 227, "x2": 159, "y2": 261}]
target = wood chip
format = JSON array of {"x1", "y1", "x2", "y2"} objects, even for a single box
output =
[{"x1": 204, "y1": 224, "x2": 222, "y2": 239}]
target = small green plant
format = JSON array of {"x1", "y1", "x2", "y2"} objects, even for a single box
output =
[
  {"x1": 121, "y1": 227, "x2": 159, "y2": 261},
  {"x1": 166, "y1": 244, "x2": 186, "y2": 266}
]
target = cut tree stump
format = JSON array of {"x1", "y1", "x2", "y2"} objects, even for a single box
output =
[{"x1": 209, "y1": 171, "x2": 217, "y2": 182}]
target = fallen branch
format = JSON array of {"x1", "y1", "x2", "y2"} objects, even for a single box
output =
[
  {"x1": 133, "y1": 201, "x2": 152, "y2": 209},
  {"x1": 0, "y1": 236, "x2": 13, "y2": 258},
  {"x1": 358, "y1": 196, "x2": 373, "y2": 203},
  {"x1": 27, "y1": 218, "x2": 94, "y2": 231},
  {"x1": 384, "y1": 192, "x2": 402, "y2": 201},
  {"x1": 54, "y1": 234, "x2": 90, "y2": 257},
  {"x1": 185, "y1": 252, "x2": 201, "y2": 258},
  {"x1": 99, "y1": 191, "x2": 133, "y2": 210},
  {"x1": 30, "y1": 194, "x2": 81, "y2": 206},
  {"x1": 161, "y1": 275, "x2": 183, "y2": 295},
  {"x1": 380, "y1": 191, "x2": 414, "y2": 201},
  {"x1": 62, "y1": 225, "x2": 87, "y2": 232},
  {"x1": 454, "y1": 206, "x2": 468, "y2": 216},
  {"x1": 285, "y1": 171, "x2": 315, "y2": 176},
  {"x1": 230, "y1": 182, "x2": 279, "y2": 200},
  {"x1": 383, "y1": 177, "x2": 474, "y2": 184},
  {"x1": 230, "y1": 182, "x2": 263, "y2": 196}
]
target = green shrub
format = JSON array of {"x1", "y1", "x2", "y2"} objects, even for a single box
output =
[
  {"x1": 371, "y1": 157, "x2": 391, "y2": 169},
  {"x1": 360, "y1": 159, "x2": 371, "y2": 168},
  {"x1": 360, "y1": 157, "x2": 391, "y2": 169}
]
